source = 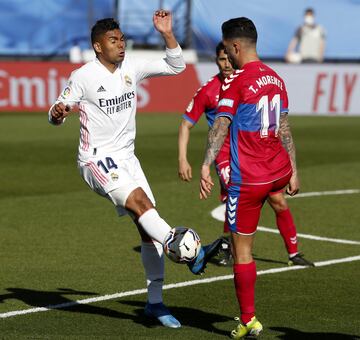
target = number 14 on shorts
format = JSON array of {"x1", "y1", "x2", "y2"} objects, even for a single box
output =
[{"x1": 97, "y1": 157, "x2": 118, "y2": 173}]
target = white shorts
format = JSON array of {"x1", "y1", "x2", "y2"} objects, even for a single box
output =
[{"x1": 78, "y1": 153, "x2": 155, "y2": 216}]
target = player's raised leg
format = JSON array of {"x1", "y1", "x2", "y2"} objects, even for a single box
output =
[
  {"x1": 108, "y1": 186, "x2": 180, "y2": 327},
  {"x1": 126, "y1": 187, "x2": 171, "y2": 244},
  {"x1": 126, "y1": 188, "x2": 222, "y2": 275}
]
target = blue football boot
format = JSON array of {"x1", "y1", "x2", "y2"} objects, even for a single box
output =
[
  {"x1": 144, "y1": 302, "x2": 181, "y2": 328},
  {"x1": 187, "y1": 238, "x2": 223, "y2": 275}
]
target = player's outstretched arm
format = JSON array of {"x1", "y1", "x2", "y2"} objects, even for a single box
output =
[
  {"x1": 136, "y1": 9, "x2": 184, "y2": 80},
  {"x1": 178, "y1": 119, "x2": 194, "y2": 181},
  {"x1": 200, "y1": 116, "x2": 230, "y2": 199},
  {"x1": 49, "y1": 102, "x2": 71, "y2": 125},
  {"x1": 279, "y1": 112, "x2": 300, "y2": 196},
  {"x1": 153, "y1": 10, "x2": 178, "y2": 49}
]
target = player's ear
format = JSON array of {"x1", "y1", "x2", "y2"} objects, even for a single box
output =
[
  {"x1": 93, "y1": 42, "x2": 102, "y2": 54},
  {"x1": 233, "y1": 41, "x2": 241, "y2": 54}
]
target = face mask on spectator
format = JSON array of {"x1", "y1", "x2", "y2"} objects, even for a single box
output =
[{"x1": 304, "y1": 15, "x2": 315, "y2": 26}]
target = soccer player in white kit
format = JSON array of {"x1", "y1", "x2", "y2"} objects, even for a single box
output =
[{"x1": 48, "y1": 10, "x2": 222, "y2": 328}]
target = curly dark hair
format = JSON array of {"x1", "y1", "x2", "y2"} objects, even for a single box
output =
[{"x1": 91, "y1": 18, "x2": 120, "y2": 44}]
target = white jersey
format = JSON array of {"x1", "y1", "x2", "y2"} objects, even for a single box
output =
[{"x1": 49, "y1": 45, "x2": 185, "y2": 161}]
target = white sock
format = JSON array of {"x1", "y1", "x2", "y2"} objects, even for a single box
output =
[
  {"x1": 137, "y1": 208, "x2": 171, "y2": 244},
  {"x1": 141, "y1": 241, "x2": 164, "y2": 304}
]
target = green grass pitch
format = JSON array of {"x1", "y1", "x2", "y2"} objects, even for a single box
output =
[{"x1": 0, "y1": 113, "x2": 359, "y2": 339}]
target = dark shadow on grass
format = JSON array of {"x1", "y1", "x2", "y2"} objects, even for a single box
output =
[
  {"x1": 208, "y1": 253, "x2": 288, "y2": 267},
  {"x1": 252, "y1": 256, "x2": 288, "y2": 265},
  {"x1": 208, "y1": 258, "x2": 233, "y2": 267},
  {"x1": 1, "y1": 288, "x2": 231, "y2": 335},
  {"x1": 119, "y1": 300, "x2": 232, "y2": 336},
  {"x1": 133, "y1": 245, "x2": 141, "y2": 253},
  {"x1": 0, "y1": 288, "x2": 97, "y2": 307},
  {"x1": 270, "y1": 326, "x2": 360, "y2": 339},
  {"x1": 0, "y1": 288, "x2": 135, "y2": 320}
]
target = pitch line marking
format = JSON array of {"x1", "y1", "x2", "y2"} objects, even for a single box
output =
[
  {"x1": 288, "y1": 189, "x2": 360, "y2": 199},
  {"x1": 1, "y1": 255, "x2": 360, "y2": 319},
  {"x1": 257, "y1": 226, "x2": 360, "y2": 245}
]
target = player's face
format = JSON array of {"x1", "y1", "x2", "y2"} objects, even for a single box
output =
[
  {"x1": 95, "y1": 29, "x2": 126, "y2": 65},
  {"x1": 222, "y1": 39, "x2": 240, "y2": 69},
  {"x1": 216, "y1": 49, "x2": 234, "y2": 79}
]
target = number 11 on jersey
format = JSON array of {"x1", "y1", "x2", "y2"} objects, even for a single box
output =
[{"x1": 256, "y1": 94, "x2": 280, "y2": 137}]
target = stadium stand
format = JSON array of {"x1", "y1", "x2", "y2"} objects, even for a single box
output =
[{"x1": 0, "y1": 0, "x2": 359, "y2": 61}]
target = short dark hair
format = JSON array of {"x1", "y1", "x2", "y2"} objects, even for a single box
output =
[
  {"x1": 305, "y1": 8, "x2": 314, "y2": 15},
  {"x1": 221, "y1": 17, "x2": 257, "y2": 44},
  {"x1": 216, "y1": 42, "x2": 225, "y2": 56},
  {"x1": 91, "y1": 18, "x2": 120, "y2": 44}
]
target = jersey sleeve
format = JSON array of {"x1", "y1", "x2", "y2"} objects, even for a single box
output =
[
  {"x1": 48, "y1": 69, "x2": 84, "y2": 124},
  {"x1": 57, "y1": 70, "x2": 84, "y2": 106},
  {"x1": 134, "y1": 45, "x2": 186, "y2": 82},
  {"x1": 281, "y1": 82, "x2": 289, "y2": 114},
  {"x1": 183, "y1": 86, "x2": 209, "y2": 125},
  {"x1": 216, "y1": 79, "x2": 240, "y2": 122}
]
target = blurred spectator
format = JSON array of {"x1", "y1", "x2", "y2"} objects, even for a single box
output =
[{"x1": 285, "y1": 8, "x2": 326, "y2": 63}]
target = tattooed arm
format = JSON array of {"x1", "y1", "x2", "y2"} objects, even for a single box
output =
[
  {"x1": 200, "y1": 116, "x2": 230, "y2": 199},
  {"x1": 278, "y1": 112, "x2": 300, "y2": 196}
]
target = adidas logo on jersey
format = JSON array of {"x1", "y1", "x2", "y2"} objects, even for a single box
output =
[{"x1": 97, "y1": 85, "x2": 106, "y2": 92}]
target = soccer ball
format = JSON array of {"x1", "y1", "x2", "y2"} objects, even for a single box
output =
[{"x1": 163, "y1": 227, "x2": 201, "y2": 263}]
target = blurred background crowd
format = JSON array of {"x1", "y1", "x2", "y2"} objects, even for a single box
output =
[
  {"x1": 0, "y1": 0, "x2": 359, "y2": 115},
  {"x1": 0, "y1": 0, "x2": 359, "y2": 63}
]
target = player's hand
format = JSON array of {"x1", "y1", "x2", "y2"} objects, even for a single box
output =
[
  {"x1": 286, "y1": 173, "x2": 300, "y2": 196},
  {"x1": 51, "y1": 102, "x2": 71, "y2": 124},
  {"x1": 200, "y1": 164, "x2": 214, "y2": 200},
  {"x1": 153, "y1": 10, "x2": 173, "y2": 35},
  {"x1": 178, "y1": 159, "x2": 192, "y2": 182}
]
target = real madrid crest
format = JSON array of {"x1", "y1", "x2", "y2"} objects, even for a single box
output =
[
  {"x1": 124, "y1": 75, "x2": 132, "y2": 87},
  {"x1": 110, "y1": 173, "x2": 119, "y2": 181}
]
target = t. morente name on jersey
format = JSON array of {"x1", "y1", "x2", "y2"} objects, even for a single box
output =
[
  {"x1": 249, "y1": 75, "x2": 284, "y2": 94},
  {"x1": 98, "y1": 90, "x2": 135, "y2": 115}
]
